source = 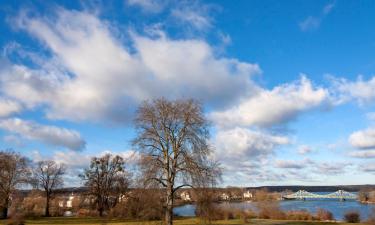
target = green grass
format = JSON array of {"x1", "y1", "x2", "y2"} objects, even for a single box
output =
[{"x1": 0, "y1": 217, "x2": 368, "y2": 225}]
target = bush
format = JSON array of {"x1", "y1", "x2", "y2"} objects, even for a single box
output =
[
  {"x1": 344, "y1": 211, "x2": 361, "y2": 223},
  {"x1": 5, "y1": 214, "x2": 25, "y2": 225},
  {"x1": 235, "y1": 209, "x2": 256, "y2": 223},
  {"x1": 195, "y1": 189, "x2": 223, "y2": 222},
  {"x1": 368, "y1": 208, "x2": 375, "y2": 225},
  {"x1": 286, "y1": 210, "x2": 313, "y2": 221},
  {"x1": 109, "y1": 189, "x2": 163, "y2": 220},
  {"x1": 315, "y1": 208, "x2": 334, "y2": 221},
  {"x1": 76, "y1": 208, "x2": 98, "y2": 217},
  {"x1": 257, "y1": 202, "x2": 286, "y2": 220}
]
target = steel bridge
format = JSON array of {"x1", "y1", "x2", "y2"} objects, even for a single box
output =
[{"x1": 282, "y1": 190, "x2": 357, "y2": 200}]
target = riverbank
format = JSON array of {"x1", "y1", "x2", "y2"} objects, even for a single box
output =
[
  {"x1": 0, "y1": 217, "x2": 370, "y2": 225},
  {"x1": 361, "y1": 201, "x2": 375, "y2": 204}
]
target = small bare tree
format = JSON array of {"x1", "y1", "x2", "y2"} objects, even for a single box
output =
[
  {"x1": 0, "y1": 150, "x2": 30, "y2": 219},
  {"x1": 32, "y1": 160, "x2": 66, "y2": 217},
  {"x1": 133, "y1": 98, "x2": 221, "y2": 225},
  {"x1": 80, "y1": 154, "x2": 130, "y2": 217}
]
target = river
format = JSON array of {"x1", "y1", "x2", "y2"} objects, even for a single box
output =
[{"x1": 174, "y1": 196, "x2": 374, "y2": 221}]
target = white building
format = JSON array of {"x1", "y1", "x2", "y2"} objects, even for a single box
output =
[
  {"x1": 66, "y1": 194, "x2": 74, "y2": 208},
  {"x1": 58, "y1": 193, "x2": 75, "y2": 208},
  {"x1": 243, "y1": 190, "x2": 253, "y2": 199},
  {"x1": 180, "y1": 191, "x2": 191, "y2": 201},
  {"x1": 220, "y1": 193, "x2": 230, "y2": 201}
]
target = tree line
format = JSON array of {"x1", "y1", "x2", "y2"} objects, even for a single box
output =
[{"x1": 0, "y1": 98, "x2": 221, "y2": 225}]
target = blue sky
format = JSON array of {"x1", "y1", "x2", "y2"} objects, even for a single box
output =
[{"x1": 0, "y1": 0, "x2": 374, "y2": 187}]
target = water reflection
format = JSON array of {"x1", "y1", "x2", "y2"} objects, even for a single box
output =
[{"x1": 174, "y1": 199, "x2": 374, "y2": 220}]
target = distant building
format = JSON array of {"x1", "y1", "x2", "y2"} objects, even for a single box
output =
[
  {"x1": 243, "y1": 190, "x2": 253, "y2": 199},
  {"x1": 180, "y1": 191, "x2": 191, "y2": 201},
  {"x1": 58, "y1": 193, "x2": 75, "y2": 208},
  {"x1": 220, "y1": 193, "x2": 230, "y2": 201},
  {"x1": 66, "y1": 194, "x2": 74, "y2": 208}
]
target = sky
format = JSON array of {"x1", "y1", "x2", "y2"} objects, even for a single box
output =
[{"x1": 0, "y1": 0, "x2": 374, "y2": 187}]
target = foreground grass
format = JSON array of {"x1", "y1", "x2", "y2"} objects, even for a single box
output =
[{"x1": 0, "y1": 217, "x2": 369, "y2": 225}]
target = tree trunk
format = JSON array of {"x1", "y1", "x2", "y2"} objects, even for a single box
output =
[
  {"x1": 1, "y1": 207, "x2": 8, "y2": 219},
  {"x1": 45, "y1": 194, "x2": 50, "y2": 217},
  {"x1": 2, "y1": 197, "x2": 9, "y2": 219},
  {"x1": 165, "y1": 187, "x2": 173, "y2": 225}
]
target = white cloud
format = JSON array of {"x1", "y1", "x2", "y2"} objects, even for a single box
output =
[
  {"x1": 171, "y1": 8, "x2": 211, "y2": 30},
  {"x1": 0, "y1": 98, "x2": 22, "y2": 117},
  {"x1": 127, "y1": 0, "x2": 166, "y2": 13},
  {"x1": 316, "y1": 162, "x2": 351, "y2": 175},
  {"x1": 275, "y1": 159, "x2": 306, "y2": 169},
  {"x1": 210, "y1": 76, "x2": 328, "y2": 128},
  {"x1": 30, "y1": 149, "x2": 136, "y2": 186},
  {"x1": 349, "y1": 150, "x2": 375, "y2": 158},
  {"x1": 323, "y1": 2, "x2": 335, "y2": 15},
  {"x1": 170, "y1": 1, "x2": 216, "y2": 31},
  {"x1": 360, "y1": 163, "x2": 375, "y2": 172},
  {"x1": 331, "y1": 76, "x2": 375, "y2": 105},
  {"x1": 299, "y1": 2, "x2": 335, "y2": 31},
  {"x1": 212, "y1": 126, "x2": 292, "y2": 185},
  {"x1": 349, "y1": 127, "x2": 375, "y2": 149},
  {"x1": 0, "y1": 118, "x2": 86, "y2": 151},
  {"x1": 214, "y1": 127, "x2": 289, "y2": 160},
  {"x1": 299, "y1": 16, "x2": 321, "y2": 31},
  {"x1": 298, "y1": 145, "x2": 312, "y2": 154},
  {"x1": 1, "y1": 9, "x2": 260, "y2": 123},
  {"x1": 366, "y1": 112, "x2": 375, "y2": 121}
]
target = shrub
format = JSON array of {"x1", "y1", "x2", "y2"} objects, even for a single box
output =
[
  {"x1": 195, "y1": 189, "x2": 223, "y2": 222},
  {"x1": 5, "y1": 214, "x2": 25, "y2": 225},
  {"x1": 344, "y1": 211, "x2": 361, "y2": 223},
  {"x1": 234, "y1": 209, "x2": 256, "y2": 223},
  {"x1": 76, "y1": 208, "x2": 97, "y2": 217},
  {"x1": 109, "y1": 189, "x2": 163, "y2": 220},
  {"x1": 257, "y1": 202, "x2": 286, "y2": 220},
  {"x1": 315, "y1": 208, "x2": 334, "y2": 221},
  {"x1": 368, "y1": 208, "x2": 375, "y2": 225},
  {"x1": 286, "y1": 210, "x2": 313, "y2": 221}
]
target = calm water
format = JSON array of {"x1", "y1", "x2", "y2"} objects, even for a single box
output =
[{"x1": 174, "y1": 193, "x2": 374, "y2": 221}]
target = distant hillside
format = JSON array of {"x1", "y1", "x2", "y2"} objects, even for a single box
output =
[{"x1": 246, "y1": 185, "x2": 375, "y2": 192}]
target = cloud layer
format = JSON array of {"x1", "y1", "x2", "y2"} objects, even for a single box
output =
[
  {"x1": 0, "y1": 9, "x2": 260, "y2": 124},
  {"x1": 210, "y1": 76, "x2": 328, "y2": 128},
  {"x1": 0, "y1": 118, "x2": 86, "y2": 151}
]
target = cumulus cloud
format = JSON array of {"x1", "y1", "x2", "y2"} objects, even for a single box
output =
[
  {"x1": 0, "y1": 98, "x2": 22, "y2": 117},
  {"x1": 1, "y1": 9, "x2": 260, "y2": 124},
  {"x1": 214, "y1": 127, "x2": 289, "y2": 161},
  {"x1": 30, "y1": 149, "x2": 136, "y2": 186},
  {"x1": 330, "y1": 76, "x2": 375, "y2": 105},
  {"x1": 0, "y1": 118, "x2": 86, "y2": 151},
  {"x1": 275, "y1": 159, "x2": 306, "y2": 169},
  {"x1": 211, "y1": 126, "x2": 291, "y2": 184},
  {"x1": 349, "y1": 150, "x2": 375, "y2": 158},
  {"x1": 210, "y1": 76, "x2": 328, "y2": 128},
  {"x1": 315, "y1": 162, "x2": 351, "y2": 175},
  {"x1": 349, "y1": 127, "x2": 375, "y2": 149}
]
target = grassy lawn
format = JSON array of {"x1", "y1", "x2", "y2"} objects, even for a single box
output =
[{"x1": 0, "y1": 217, "x2": 369, "y2": 225}]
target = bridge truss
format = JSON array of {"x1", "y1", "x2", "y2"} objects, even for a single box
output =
[{"x1": 282, "y1": 190, "x2": 357, "y2": 200}]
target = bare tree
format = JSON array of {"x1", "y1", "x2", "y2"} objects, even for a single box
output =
[
  {"x1": 32, "y1": 160, "x2": 66, "y2": 217},
  {"x1": 0, "y1": 150, "x2": 30, "y2": 219},
  {"x1": 80, "y1": 154, "x2": 130, "y2": 217},
  {"x1": 133, "y1": 98, "x2": 221, "y2": 225}
]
